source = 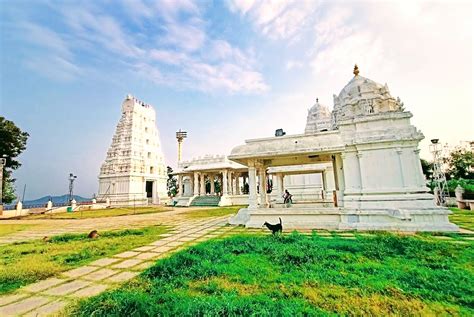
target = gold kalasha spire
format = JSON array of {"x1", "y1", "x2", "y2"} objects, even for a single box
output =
[{"x1": 353, "y1": 64, "x2": 359, "y2": 76}]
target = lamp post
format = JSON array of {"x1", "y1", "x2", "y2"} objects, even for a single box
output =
[
  {"x1": 429, "y1": 139, "x2": 448, "y2": 206},
  {"x1": 0, "y1": 155, "x2": 7, "y2": 206},
  {"x1": 176, "y1": 129, "x2": 187, "y2": 162},
  {"x1": 68, "y1": 173, "x2": 77, "y2": 203}
]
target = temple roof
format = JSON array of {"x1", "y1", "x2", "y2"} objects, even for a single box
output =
[
  {"x1": 174, "y1": 155, "x2": 247, "y2": 174},
  {"x1": 336, "y1": 73, "x2": 389, "y2": 106}
]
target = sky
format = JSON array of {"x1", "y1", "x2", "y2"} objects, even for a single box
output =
[{"x1": 0, "y1": 0, "x2": 472, "y2": 200}]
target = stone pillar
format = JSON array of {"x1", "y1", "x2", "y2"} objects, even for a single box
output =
[
  {"x1": 356, "y1": 151, "x2": 363, "y2": 190},
  {"x1": 222, "y1": 170, "x2": 228, "y2": 196},
  {"x1": 193, "y1": 172, "x2": 199, "y2": 196},
  {"x1": 210, "y1": 174, "x2": 215, "y2": 195},
  {"x1": 71, "y1": 199, "x2": 77, "y2": 210},
  {"x1": 177, "y1": 175, "x2": 183, "y2": 197},
  {"x1": 236, "y1": 174, "x2": 241, "y2": 195},
  {"x1": 333, "y1": 154, "x2": 345, "y2": 207},
  {"x1": 16, "y1": 200, "x2": 23, "y2": 213},
  {"x1": 200, "y1": 173, "x2": 205, "y2": 195},
  {"x1": 396, "y1": 148, "x2": 406, "y2": 188},
  {"x1": 248, "y1": 164, "x2": 258, "y2": 209},
  {"x1": 278, "y1": 173, "x2": 284, "y2": 199},
  {"x1": 258, "y1": 167, "x2": 268, "y2": 206},
  {"x1": 47, "y1": 200, "x2": 53, "y2": 211},
  {"x1": 106, "y1": 197, "x2": 111, "y2": 207},
  {"x1": 321, "y1": 171, "x2": 327, "y2": 200},
  {"x1": 227, "y1": 171, "x2": 234, "y2": 195}
]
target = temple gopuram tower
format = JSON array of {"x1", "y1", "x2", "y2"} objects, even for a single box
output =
[{"x1": 98, "y1": 95, "x2": 168, "y2": 205}]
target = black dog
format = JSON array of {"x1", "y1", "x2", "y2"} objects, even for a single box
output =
[{"x1": 263, "y1": 217, "x2": 283, "y2": 235}]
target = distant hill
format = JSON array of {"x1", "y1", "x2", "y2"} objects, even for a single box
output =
[{"x1": 10, "y1": 195, "x2": 92, "y2": 207}]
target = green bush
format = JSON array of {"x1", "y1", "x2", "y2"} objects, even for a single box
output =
[{"x1": 447, "y1": 178, "x2": 474, "y2": 197}]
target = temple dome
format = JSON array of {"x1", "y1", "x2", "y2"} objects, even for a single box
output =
[
  {"x1": 305, "y1": 98, "x2": 332, "y2": 134},
  {"x1": 331, "y1": 65, "x2": 404, "y2": 127}
]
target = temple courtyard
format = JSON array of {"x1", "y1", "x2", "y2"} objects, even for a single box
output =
[{"x1": 0, "y1": 206, "x2": 473, "y2": 316}]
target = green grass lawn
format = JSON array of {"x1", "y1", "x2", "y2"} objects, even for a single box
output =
[
  {"x1": 449, "y1": 207, "x2": 474, "y2": 231},
  {"x1": 72, "y1": 232, "x2": 474, "y2": 316},
  {"x1": 0, "y1": 226, "x2": 168, "y2": 294},
  {"x1": 0, "y1": 224, "x2": 36, "y2": 237},
  {"x1": 24, "y1": 206, "x2": 173, "y2": 219},
  {"x1": 182, "y1": 206, "x2": 244, "y2": 219}
]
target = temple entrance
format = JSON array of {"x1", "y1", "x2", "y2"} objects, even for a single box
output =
[{"x1": 146, "y1": 181, "x2": 153, "y2": 203}]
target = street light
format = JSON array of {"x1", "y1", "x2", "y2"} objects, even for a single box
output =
[
  {"x1": 0, "y1": 155, "x2": 7, "y2": 206},
  {"x1": 68, "y1": 173, "x2": 77, "y2": 203}
]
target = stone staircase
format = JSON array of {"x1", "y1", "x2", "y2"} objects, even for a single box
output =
[{"x1": 190, "y1": 195, "x2": 221, "y2": 207}]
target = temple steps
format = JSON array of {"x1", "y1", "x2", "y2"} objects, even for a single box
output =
[{"x1": 190, "y1": 195, "x2": 221, "y2": 207}]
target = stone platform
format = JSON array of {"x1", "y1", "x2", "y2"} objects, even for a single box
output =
[{"x1": 229, "y1": 205, "x2": 459, "y2": 232}]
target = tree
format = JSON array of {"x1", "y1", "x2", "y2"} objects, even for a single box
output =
[
  {"x1": 0, "y1": 117, "x2": 29, "y2": 204},
  {"x1": 445, "y1": 147, "x2": 474, "y2": 180},
  {"x1": 420, "y1": 159, "x2": 433, "y2": 180},
  {"x1": 166, "y1": 166, "x2": 177, "y2": 197}
]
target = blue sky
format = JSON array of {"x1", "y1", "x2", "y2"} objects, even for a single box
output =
[{"x1": 0, "y1": 0, "x2": 472, "y2": 200}]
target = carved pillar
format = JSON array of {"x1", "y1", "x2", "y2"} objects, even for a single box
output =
[
  {"x1": 258, "y1": 167, "x2": 268, "y2": 206},
  {"x1": 236, "y1": 174, "x2": 241, "y2": 195},
  {"x1": 248, "y1": 163, "x2": 258, "y2": 209},
  {"x1": 210, "y1": 174, "x2": 215, "y2": 195},
  {"x1": 200, "y1": 173, "x2": 205, "y2": 195},
  {"x1": 177, "y1": 174, "x2": 183, "y2": 197},
  {"x1": 222, "y1": 170, "x2": 228, "y2": 196},
  {"x1": 193, "y1": 172, "x2": 199, "y2": 196},
  {"x1": 277, "y1": 173, "x2": 284, "y2": 198},
  {"x1": 356, "y1": 151, "x2": 363, "y2": 190},
  {"x1": 321, "y1": 171, "x2": 327, "y2": 200},
  {"x1": 396, "y1": 147, "x2": 406, "y2": 188}
]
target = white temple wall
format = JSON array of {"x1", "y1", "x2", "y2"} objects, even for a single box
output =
[
  {"x1": 341, "y1": 151, "x2": 361, "y2": 192},
  {"x1": 358, "y1": 147, "x2": 403, "y2": 191}
]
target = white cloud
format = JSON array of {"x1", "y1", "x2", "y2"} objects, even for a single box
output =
[
  {"x1": 286, "y1": 60, "x2": 304, "y2": 70},
  {"x1": 161, "y1": 19, "x2": 206, "y2": 52},
  {"x1": 25, "y1": 55, "x2": 82, "y2": 81},
  {"x1": 61, "y1": 6, "x2": 144, "y2": 58},
  {"x1": 20, "y1": 22, "x2": 73, "y2": 59},
  {"x1": 185, "y1": 61, "x2": 268, "y2": 93},
  {"x1": 228, "y1": 0, "x2": 319, "y2": 40},
  {"x1": 8, "y1": 1, "x2": 268, "y2": 93},
  {"x1": 149, "y1": 49, "x2": 189, "y2": 65}
]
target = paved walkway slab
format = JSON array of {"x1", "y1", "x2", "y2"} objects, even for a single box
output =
[
  {"x1": 63, "y1": 266, "x2": 99, "y2": 278},
  {"x1": 82, "y1": 268, "x2": 119, "y2": 281},
  {"x1": 112, "y1": 258, "x2": 143, "y2": 269},
  {"x1": 70, "y1": 284, "x2": 109, "y2": 298},
  {"x1": 23, "y1": 278, "x2": 65, "y2": 293},
  {"x1": 23, "y1": 300, "x2": 68, "y2": 317},
  {"x1": 0, "y1": 296, "x2": 51, "y2": 316},
  {"x1": 43, "y1": 280, "x2": 91, "y2": 296}
]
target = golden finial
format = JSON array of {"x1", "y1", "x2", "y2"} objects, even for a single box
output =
[{"x1": 353, "y1": 64, "x2": 359, "y2": 76}]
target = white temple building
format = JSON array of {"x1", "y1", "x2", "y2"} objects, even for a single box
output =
[
  {"x1": 228, "y1": 66, "x2": 458, "y2": 232},
  {"x1": 97, "y1": 95, "x2": 168, "y2": 206},
  {"x1": 172, "y1": 155, "x2": 248, "y2": 207}
]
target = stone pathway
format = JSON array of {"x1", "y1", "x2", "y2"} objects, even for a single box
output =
[
  {"x1": 0, "y1": 215, "x2": 235, "y2": 316},
  {"x1": 0, "y1": 207, "x2": 215, "y2": 245}
]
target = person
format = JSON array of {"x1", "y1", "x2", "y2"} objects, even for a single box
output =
[{"x1": 283, "y1": 189, "x2": 293, "y2": 204}]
